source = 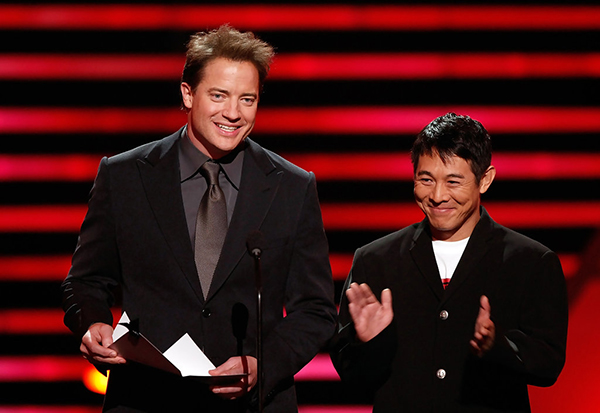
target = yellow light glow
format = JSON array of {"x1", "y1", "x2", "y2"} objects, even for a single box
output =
[{"x1": 83, "y1": 365, "x2": 109, "y2": 394}]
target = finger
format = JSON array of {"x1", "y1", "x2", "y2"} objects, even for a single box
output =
[
  {"x1": 92, "y1": 355, "x2": 127, "y2": 365},
  {"x1": 84, "y1": 324, "x2": 118, "y2": 356},
  {"x1": 92, "y1": 343, "x2": 118, "y2": 358},
  {"x1": 82, "y1": 336, "x2": 118, "y2": 358},
  {"x1": 210, "y1": 356, "x2": 250, "y2": 376},
  {"x1": 211, "y1": 389, "x2": 244, "y2": 400},
  {"x1": 345, "y1": 283, "x2": 359, "y2": 303},
  {"x1": 380, "y1": 288, "x2": 393, "y2": 310},
  {"x1": 100, "y1": 333, "x2": 114, "y2": 348},
  {"x1": 347, "y1": 287, "x2": 366, "y2": 308},
  {"x1": 212, "y1": 383, "x2": 244, "y2": 394},
  {"x1": 97, "y1": 323, "x2": 118, "y2": 349},
  {"x1": 80, "y1": 343, "x2": 125, "y2": 364},
  {"x1": 345, "y1": 282, "x2": 363, "y2": 303},
  {"x1": 210, "y1": 363, "x2": 237, "y2": 376},
  {"x1": 357, "y1": 283, "x2": 376, "y2": 300},
  {"x1": 480, "y1": 295, "x2": 491, "y2": 315},
  {"x1": 469, "y1": 340, "x2": 483, "y2": 357}
]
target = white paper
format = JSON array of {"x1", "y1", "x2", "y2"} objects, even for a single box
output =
[
  {"x1": 112, "y1": 312, "x2": 216, "y2": 377},
  {"x1": 112, "y1": 312, "x2": 131, "y2": 342},
  {"x1": 163, "y1": 333, "x2": 216, "y2": 377}
]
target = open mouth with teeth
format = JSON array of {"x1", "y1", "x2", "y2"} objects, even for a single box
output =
[{"x1": 217, "y1": 124, "x2": 239, "y2": 132}]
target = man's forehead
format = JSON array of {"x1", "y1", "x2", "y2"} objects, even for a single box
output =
[{"x1": 416, "y1": 153, "x2": 473, "y2": 176}]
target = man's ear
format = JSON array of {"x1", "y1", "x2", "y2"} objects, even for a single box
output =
[
  {"x1": 479, "y1": 166, "x2": 496, "y2": 194},
  {"x1": 180, "y1": 82, "x2": 193, "y2": 110}
]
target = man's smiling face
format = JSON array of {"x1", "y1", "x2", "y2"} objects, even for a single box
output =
[
  {"x1": 414, "y1": 151, "x2": 494, "y2": 241},
  {"x1": 181, "y1": 57, "x2": 259, "y2": 159}
]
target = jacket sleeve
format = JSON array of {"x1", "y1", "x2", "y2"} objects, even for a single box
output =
[
  {"x1": 487, "y1": 250, "x2": 568, "y2": 387},
  {"x1": 329, "y1": 248, "x2": 397, "y2": 386},
  {"x1": 261, "y1": 172, "x2": 337, "y2": 401},
  {"x1": 61, "y1": 157, "x2": 120, "y2": 338}
]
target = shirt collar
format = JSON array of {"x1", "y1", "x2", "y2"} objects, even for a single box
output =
[{"x1": 179, "y1": 126, "x2": 244, "y2": 190}]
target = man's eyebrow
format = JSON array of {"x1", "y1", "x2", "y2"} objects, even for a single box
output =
[
  {"x1": 416, "y1": 171, "x2": 465, "y2": 179},
  {"x1": 207, "y1": 87, "x2": 257, "y2": 99},
  {"x1": 208, "y1": 87, "x2": 229, "y2": 94},
  {"x1": 446, "y1": 173, "x2": 465, "y2": 179}
]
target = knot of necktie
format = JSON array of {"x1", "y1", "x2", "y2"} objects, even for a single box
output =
[{"x1": 200, "y1": 161, "x2": 223, "y2": 202}]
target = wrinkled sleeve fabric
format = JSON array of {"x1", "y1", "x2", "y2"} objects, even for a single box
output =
[
  {"x1": 487, "y1": 250, "x2": 568, "y2": 387},
  {"x1": 262, "y1": 172, "x2": 337, "y2": 400},
  {"x1": 329, "y1": 248, "x2": 397, "y2": 386},
  {"x1": 62, "y1": 157, "x2": 120, "y2": 338}
]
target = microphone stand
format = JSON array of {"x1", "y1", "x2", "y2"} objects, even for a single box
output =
[{"x1": 250, "y1": 244, "x2": 264, "y2": 412}]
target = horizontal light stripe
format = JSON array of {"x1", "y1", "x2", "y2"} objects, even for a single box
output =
[
  {"x1": 3, "y1": 152, "x2": 599, "y2": 182},
  {"x1": 0, "y1": 353, "x2": 338, "y2": 382},
  {"x1": 285, "y1": 152, "x2": 600, "y2": 181},
  {"x1": 0, "y1": 202, "x2": 598, "y2": 233},
  {"x1": 0, "y1": 252, "x2": 579, "y2": 282},
  {"x1": 0, "y1": 154, "x2": 102, "y2": 182},
  {"x1": 271, "y1": 53, "x2": 600, "y2": 80},
  {"x1": 0, "y1": 205, "x2": 87, "y2": 232},
  {"x1": 3, "y1": 107, "x2": 600, "y2": 134},
  {"x1": 260, "y1": 107, "x2": 600, "y2": 134},
  {"x1": 3, "y1": 53, "x2": 600, "y2": 80},
  {"x1": 0, "y1": 54, "x2": 185, "y2": 81},
  {"x1": 0, "y1": 309, "x2": 71, "y2": 334},
  {"x1": 0, "y1": 255, "x2": 72, "y2": 280},
  {"x1": 0, "y1": 308, "x2": 121, "y2": 335},
  {"x1": 0, "y1": 355, "x2": 86, "y2": 382},
  {"x1": 0, "y1": 5, "x2": 599, "y2": 30},
  {"x1": 321, "y1": 201, "x2": 600, "y2": 230},
  {"x1": 295, "y1": 353, "x2": 339, "y2": 381}
]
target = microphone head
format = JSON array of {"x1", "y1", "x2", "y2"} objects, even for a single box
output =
[{"x1": 246, "y1": 230, "x2": 265, "y2": 257}]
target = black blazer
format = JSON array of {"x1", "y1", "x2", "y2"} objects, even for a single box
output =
[
  {"x1": 330, "y1": 207, "x2": 568, "y2": 413},
  {"x1": 62, "y1": 129, "x2": 337, "y2": 412}
]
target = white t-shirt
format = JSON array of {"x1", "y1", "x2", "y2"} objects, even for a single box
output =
[{"x1": 432, "y1": 238, "x2": 470, "y2": 284}]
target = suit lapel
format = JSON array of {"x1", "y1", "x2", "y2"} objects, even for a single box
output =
[
  {"x1": 137, "y1": 130, "x2": 205, "y2": 303},
  {"x1": 206, "y1": 139, "x2": 281, "y2": 301},
  {"x1": 410, "y1": 222, "x2": 445, "y2": 301},
  {"x1": 442, "y1": 207, "x2": 494, "y2": 301}
]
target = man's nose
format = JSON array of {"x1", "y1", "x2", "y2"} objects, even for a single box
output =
[
  {"x1": 430, "y1": 183, "x2": 450, "y2": 204},
  {"x1": 223, "y1": 100, "x2": 240, "y2": 120}
]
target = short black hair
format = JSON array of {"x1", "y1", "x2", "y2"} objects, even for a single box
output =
[{"x1": 411, "y1": 112, "x2": 492, "y2": 182}]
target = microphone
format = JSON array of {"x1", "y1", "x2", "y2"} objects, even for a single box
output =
[
  {"x1": 246, "y1": 230, "x2": 265, "y2": 258},
  {"x1": 246, "y1": 230, "x2": 265, "y2": 412}
]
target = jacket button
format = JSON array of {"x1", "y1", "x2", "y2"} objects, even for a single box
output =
[
  {"x1": 439, "y1": 310, "x2": 449, "y2": 320},
  {"x1": 202, "y1": 308, "x2": 211, "y2": 318},
  {"x1": 436, "y1": 369, "x2": 446, "y2": 379}
]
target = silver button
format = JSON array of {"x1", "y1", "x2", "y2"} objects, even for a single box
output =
[
  {"x1": 436, "y1": 369, "x2": 446, "y2": 379},
  {"x1": 439, "y1": 310, "x2": 449, "y2": 320}
]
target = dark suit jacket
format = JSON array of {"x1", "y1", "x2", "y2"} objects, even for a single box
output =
[
  {"x1": 62, "y1": 129, "x2": 337, "y2": 412},
  {"x1": 330, "y1": 207, "x2": 568, "y2": 413}
]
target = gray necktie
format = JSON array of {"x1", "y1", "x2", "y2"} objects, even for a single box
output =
[{"x1": 194, "y1": 161, "x2": 227, "y2": 299}]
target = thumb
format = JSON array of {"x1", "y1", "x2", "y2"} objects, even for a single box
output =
[
  {"x1": 381, "y1": 288, "x2": 393, "y2": 311},
  {"x1": 479, "y1": 295, "x2": 491, "y2": 316},
  {"x1": 99, "y1": 325, "x2": 115, "y2": 349}
]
